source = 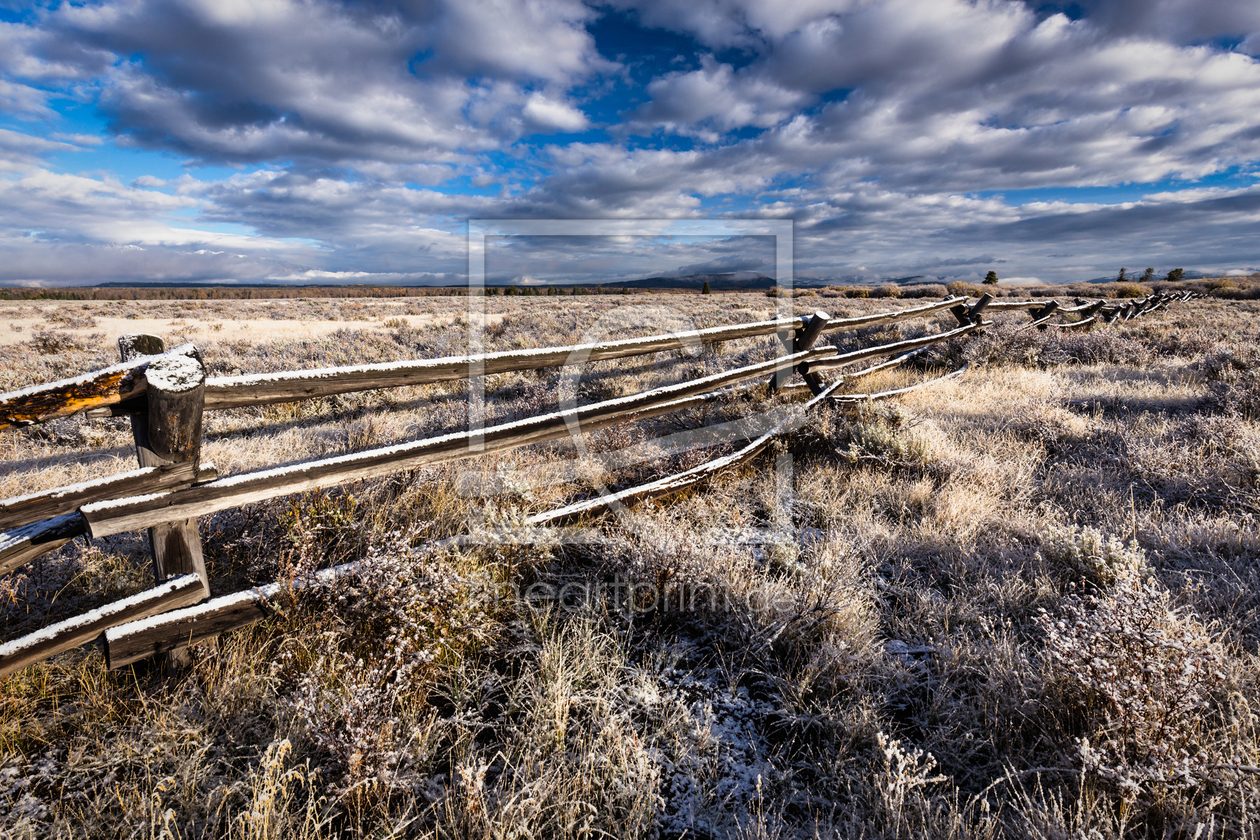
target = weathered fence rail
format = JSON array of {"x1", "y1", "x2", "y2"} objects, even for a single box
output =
[{"x1": 0, "y1": 290, "x2": 1201, "y2": 676}]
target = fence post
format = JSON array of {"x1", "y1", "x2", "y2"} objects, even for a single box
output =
[
  {"x1": 968, "y1": 293, "x2": 994, "y2": 324},
  {"x1": 119, "y1": 335, "x2": 209, "y2": 671},
  {"x1": 1030, "y1": 300, "x2": 1059, "y2": 322},
  {"x1": 952, "y1": 294, "x2": 993, "y2": 326},
  {"x1": 768, "y1": 311, "x2": 830, "y2": 394}
]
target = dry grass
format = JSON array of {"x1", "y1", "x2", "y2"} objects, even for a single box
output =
[{"x1": 2, "y1": 291, "x2": 1259, "y2": 838}]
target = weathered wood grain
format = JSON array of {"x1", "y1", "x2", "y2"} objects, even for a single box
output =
[
  {"x1": 119, "y1": 337, "x2": 210, "y2": 641},
  {"x1": 530, "y1": 378, "x2": 848, "y2": 526},
  {"x1": 769, "y1": 311, "x2": 830, "y2": 393},
  {"x1": 0, "y1": 345, "x2": 193, "y2": 431},
  {"x1": 0, "y1": 463, "x2": 218, "y2": 531},
  {"x1": 802, "y1": 322, "x2": 980, "y2": 374},
  {"x1": 822, "y1": 297, "x2": 966, "y2": 335},
  {"x1": 1046, "y1": 315, "x2": 1098, "y2": 330},
  {"x1": 0, "y1": 574, "x2": 204, "y2": 678},
  {"x1": 198, "y1": 316, "x2": 805, "y2": 410},
  {"x1": 983, "y1": 299, "x2": 1054, "y2": 312},
  {"x1": 0, "y1": 513, "x2": 85, "y2": 577},
  {"x1": 104, "y1": 566, "x2": 362, "y2": 669},
  {"x1": 82, "y1": 345, "x2": 837, "y2": 537}
]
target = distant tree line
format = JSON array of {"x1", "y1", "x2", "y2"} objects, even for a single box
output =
[
  {"x1": 0, "y1": 285, "x2": 463, "y2": 301},
  {"x1": 0, "y1": 283, "x2": 660, "y2": 301},
  {"x1": 478, "y1": 285, "x2": 636, "y2": 296},
  {"x1": 1118, "y1": 267, "x2": 1184, "y2": 282}
]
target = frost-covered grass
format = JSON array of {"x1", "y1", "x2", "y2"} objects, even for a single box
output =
[{"x1": 2, "y1": 292, "x2": 1260, "y2": 838}]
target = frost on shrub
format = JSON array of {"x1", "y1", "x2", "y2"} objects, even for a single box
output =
[
  {"x1": 290, "y1": 548, "x2": 494, "y2": 801},
  {"x1": 835, "y1": 406, "x2": 930, "y2": 467},
  {"x1": 946, "y1": 281, "x2": 986, "y2": 298},
  {"x1": 1037, "y1": 525, "x2": 1146, "y2": 588},
  {"x1": 1039, "y1": 575, "x2": 1227, "y2": 797},
  {"x1": 30, "y1": 330, "x2": 80, "y2": 355},
  {"x1": 964, "y1": 325, "x2": 1151, "y2": 369},
  {"x1": 868, "y1": 731, "x2": 948, "y2": 835},
  {"x1": 1198, "y1": 347, "x2": 1260, "y2": 420},
  {"x1": 1111, "y1": 282, "x2": 1151, "y2": 298}
]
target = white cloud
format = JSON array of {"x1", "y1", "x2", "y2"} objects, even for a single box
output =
[
  {"x1": 26, "y1": 0, "x2": 613, "y2": 165},
  {"x1": 522, "y1": 94, "x2": 590, "y2": 132},
  {"x1": 0, "y1": 78, "x2": 56, "y2": 119},
  {"x1": 2, "y1": 0, "x2": 1260, "y2": 286},
  {"x1": 618, "y1": 1, "x2": 1260, "y2": 195},
  {"x1": 427, "y1": 0, "x2": 610, "y2": 82},
  {"x1": 631, "y1": 55, "x2": 810, "y2": 135},
  {"x1": 0, "y1": 128, "x2": 76, "y2": 172},
  {"x1": 1066, "y1": 0, "x2": 1260, "y2": 44}
]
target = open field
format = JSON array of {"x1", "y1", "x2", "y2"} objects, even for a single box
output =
[
  {"x1": 3, "y1": 289, "x2": 1260, "y2": 838},
  {"x1": 0, "y1": 298, "x2": 509, "y2": 348}
]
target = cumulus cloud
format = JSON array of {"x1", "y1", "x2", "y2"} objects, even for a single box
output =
[
  {"x1": 0, "y1": 168, "x2": 198, "y2": 242},
  {"x1": 483, "y1": 233, "x2": 776, "y2": 285},
  {"x1": 615, "y1": 1, "x2": 1260, "y2": 196},
  {"x1": 787, "y1": 181, "x2": 1260, "y2": 283},
  {"x1": 614, "y1": 0, "x2": 1260, "y2": 53},
  {"x1": 1061, "y1": 0, "x2": 1260, "y2": 44},
  {"x1": 2, "y1": 0, "x2": 1260, "y2": 285},
  {"x1": 0, "y1": 129, "x2": 77, "y2": 172},
  {"x1": 16, "y1": 0, "x2": 612, "y2": 166},
  {"x1": 522, "y1": 93, "x2": 590, "y2": 133},
  {"x1": 0, "y1": 239, "x2": 303, "y2": 286},
  {"x1": 630, "y1": 55, "x2": 810, "y2": 136}
]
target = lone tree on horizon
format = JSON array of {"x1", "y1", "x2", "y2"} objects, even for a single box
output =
[
  {"x1": 983, "y1": 270, "x2": 999, "y2": 285},
  {"x1": 702, "y1": 280, "x2": 712, "y2": 294}
]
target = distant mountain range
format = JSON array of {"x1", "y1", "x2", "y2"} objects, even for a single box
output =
[
  {"x1": 595, "y1": 271, "x2": 778, "y2": 290},
  {"x1": 89, "y1": 268, "x2": 1213, "y2": 291},
  {"x1": 1086, "y1": 270, "x2": 1209, "y2": 283},
  {"x1": 590, "y1": 272, "x2": 958, "y2": 290}
]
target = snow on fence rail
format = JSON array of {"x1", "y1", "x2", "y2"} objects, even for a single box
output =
[{"x1": 0, "y1": 290, "x2": 1200, "y2": 676}]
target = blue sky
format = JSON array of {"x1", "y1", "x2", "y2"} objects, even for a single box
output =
[{"x1": 2, "y1": 0, "x2": 1260, "y2": 286}]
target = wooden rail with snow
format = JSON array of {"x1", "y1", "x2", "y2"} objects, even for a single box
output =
[
  {"x1": 0, "y1": 290, "x2": 1200, "y2": 675},
  {"x1": 0, "y1": 345, "x2": 194, "y2": 431},
  {"x1": 0, "y1": 575, "x2": 204, "y2": 678},
  {"x1": 79, "y1": 345, "x2": 837, "y2": 537}
]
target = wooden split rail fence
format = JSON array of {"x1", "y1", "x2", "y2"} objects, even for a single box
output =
[{"x1": 0, "y1": 290, "x2": 1200, "y2": 676}]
